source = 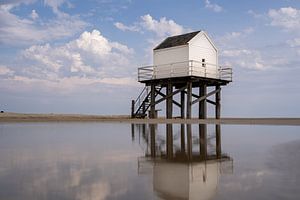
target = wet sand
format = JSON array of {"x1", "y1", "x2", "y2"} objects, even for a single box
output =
[{"x1": 0, "y1": 112, "x2": 300, "y2": 125}]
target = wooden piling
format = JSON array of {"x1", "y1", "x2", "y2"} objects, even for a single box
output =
[
  {"x1": 181, "y1": 124, "x2": 185, "y2": 152},
  {"x1": 150, "y1": 84, "x2": 156, "y2": 118},
  {"x1": 131, "y1": 100, "x2": 135, "y2": 118},
  {"x1": 187, "y1": 124, "x2": 192, "y2": 160},
  {"x1": 186, "y1": 81, "x2": 192, "y2": 119},
  {"x1": 166, "y1": 124, "x2": 173, "y2": 159},
  {"x1": 166, "y1": 83, "x2": 173, "y2": 119},
  {"x1": 199, "y1": 84, "x2": 207, "y2": 119},
  {"x1": 216, "y1": 85, "x2": 221, "y2": 158},
  {"x1": 131, "y1": 123, "x2": 135, "y2": 141},
  {"x1": 150, "y1": 124, "x2": 156, "y2": 157},
  {"x1": 199, "y1": 84, "x2": 207, "y2": 159},
  {"x1": 180, "y1": 91, "x2": 185, "y2": 119}
]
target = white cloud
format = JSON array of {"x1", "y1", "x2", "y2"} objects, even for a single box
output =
[
  {"x1": 4, "y1": 75, "x2": 136, "y2": 94},
  {"x1": 221, "y1": 27, "x2": 254, "y2": 41},
  {"x1": 0, "y1": 0, "x2": 36, "y2": 7},
  {"x1": 114, "y1": 22, "x2": 140, "y2": 32},
  {"x1": 221, "y1": 48, "x2": 289, "y2": 71},
  {"x1": 0, "y1": 65, "x2": 14, "y2": 75},
  {"x1": 7, "y1": 29, "x2": 136, "y2": 90},
  {"x1": 30, "y1": 9, "x2": 39, "y2": 20},
  {"x1": 76, "y1": 182, "x2": 110, "y2": 200},
  {"x1": 221, "y1": 49, "x2": 266, "y2": 70},
  {"x1": 247, "y1": 10, "x2": 264, "y2": 19},
  {"x1": 115, "y1": 14, "x2": 189, "y2": 38},
  {"x1": 222, "y1": 49, "x2": 252, "y2": 57},
  {"x1": 21, "y1": 30, "x2": 134, "y2": 78},
  {"x1": 268, "y1": 7, "x2": 300, "y2": 32},
  {"x1": 0, "y1": 0, "x2": 87, "y2": 45},
  {"x1": 114, "y1": 14, "x2": 190, "y2": 62},
  {"x1": 204, "y1": 0, "x2": 223, "y2": 13},
  {"x1": 140, "y1": 14, "x2": 186, "y2": 37},
  {"x1": 44, "y1": 0, "x2": 68, "y2": 16},
  {"x1": 287, "y1": 38, "x2": 300, "y2": 47}
]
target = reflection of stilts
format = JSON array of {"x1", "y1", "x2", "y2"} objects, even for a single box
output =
[
  {"x1": 132, "y1": 123, "x2": 229, "y2": 162},
  {"x1": 150, "y1": 124, "x2": 156, "y2": 157},
  {"x1": 134, "y1": 123, "x2": 233, "y2": 200},
  {"x1": 166, "y1": 124, "x2": 173, "y2": 159}
]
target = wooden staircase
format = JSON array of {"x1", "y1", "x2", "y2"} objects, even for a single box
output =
[{"x1": 132, "y1": 85, "x2": 162, "y2": 118}]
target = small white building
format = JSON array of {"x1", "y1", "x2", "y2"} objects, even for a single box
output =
[{"x1": 138, "y1": 31, "x2": 232, "y2": 82}]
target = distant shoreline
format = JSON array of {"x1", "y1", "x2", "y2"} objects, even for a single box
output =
[{"x1": 0, "y1": 112, "x2": 300, "y2": 126}]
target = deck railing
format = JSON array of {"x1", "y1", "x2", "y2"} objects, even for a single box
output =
[{"x1": 138, "y1": 60, "x2": 232, "y2": 82}]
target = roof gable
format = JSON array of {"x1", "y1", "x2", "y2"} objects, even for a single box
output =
[
  {"x1": 188, "y1": 31, "x2": 218, "y2": 51},
  {"x1": 153, "y1": 31, "x2": 201, "y2": 50}
]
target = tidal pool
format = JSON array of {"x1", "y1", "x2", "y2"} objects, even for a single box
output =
[{"x1": 0, "y1": 122, "x2": 299, "y2": 200}]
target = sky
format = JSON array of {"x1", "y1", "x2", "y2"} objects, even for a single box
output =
[{"x1": 0, "y1": 0, "x2": 300, "y2": 117}]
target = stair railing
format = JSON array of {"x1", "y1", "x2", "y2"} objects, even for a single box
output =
[{"x1": 133, "y1": 86, "x2": 150, "y2": 115}]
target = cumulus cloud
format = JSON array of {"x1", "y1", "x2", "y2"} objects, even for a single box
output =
[
  {"x1": 219, "y1": 27, "x2": 254, "y2": 42},
  {"x1": 140, "y1": 14, "x2": 186, "y2": 37},
  {"x1": 115, "y1": 14, "x2": 189, "y2": 38},
  {"x1": 220, "y1": 48, "x2": 288, "y2": 70},
  {"x1": 287, "y1": 38, "x2": 300, "y2": 47},
  {"x1": 221, "y1": 49, "x2": 266, "y2": 70},
  {"x1": 268, "y1": 7, "x2": 300, "y2": 32},
  {"x1": 0, "y1": 0, "x2": 87, "y2": 45},
  {"x1": 21, "y1": 30, "x2": 134, "y2": 79},
  {"x1": 222, "y1": 49, "x2": 252, "y2": 57},
  {"x1": 114, "y1": 22, "x2": 140, "y2": 32},
  {"x1": 44, "y1": 0, "x2": 71, "y2": 17},
  {"x1": 204, "y1": 0, "x2": 223, "y2": 13},
  {"x1": 114, "y1": 14, "x2": 190, "y2": 62},
  {"x1": 0, "y1": 65, "x2": 14, "y2": 75},
  {"x1": 0, "y1": 30, "x2": 136, "y2": 94}
]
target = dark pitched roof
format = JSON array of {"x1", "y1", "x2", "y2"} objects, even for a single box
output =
[{"x1": 153, "y1": 31, "x2": 201, "y2": 50}]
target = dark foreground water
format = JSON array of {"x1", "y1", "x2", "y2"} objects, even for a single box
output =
[{"x1": 0, "y1": 123, "x2": 300, "y2": 200}]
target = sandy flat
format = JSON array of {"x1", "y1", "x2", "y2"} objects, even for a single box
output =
[{"x1": 0, "y1": 112, "x2": 300, "y2": 126}]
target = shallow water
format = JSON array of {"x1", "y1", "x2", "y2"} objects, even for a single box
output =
[{"x1": 0, "y1": 122, "x2": 299, "y2": 200}]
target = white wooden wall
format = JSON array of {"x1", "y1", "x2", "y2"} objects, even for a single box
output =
[
  {"x1": 153, "y1": 45, "x2": 188, "y2": 66},
  {"x1": 188, "y1": 32, "x2": 218, "y2": 79},
  {"x1": 153, "y1": 45, "x2": 189, "y2": 79}
]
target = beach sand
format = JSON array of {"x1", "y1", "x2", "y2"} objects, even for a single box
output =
[{"x1": 0, "y1": 112, "x2": 300, "y2": 125}]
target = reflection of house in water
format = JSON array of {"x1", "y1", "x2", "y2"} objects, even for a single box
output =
[{"x1": 132, "y1": 123, "x2": 233, "y2": 200}]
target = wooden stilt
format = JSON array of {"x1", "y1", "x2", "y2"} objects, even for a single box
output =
[
  {"x1": 186, "y1": 81, "x2": 192, "y2": 119},
  {"x1": 199, "y1": 84, "x2": 207, "y2": 119},
  {"x1": 166, "y1": 124, "x2": 173, "y2": 159},
  {"x1": 216, "y1": 85, "x2": 221, "y2": 158},
  {"x1": 187, "y1": 124, "x2": 192, "y2": 160},
  {"x1": 181, "y1": 124, "x2": 185, "y2": 152},
  {"x1": 181, "y1": 91, "x2": 185, "y2": 119},
  {"x1": 131, "y1": 100, "x2": 135, "y2": 118},
  {"x1": 142, "y1": 124, "x2": 146, "y2": 138},
  {"x1": 166, "y1": 83, "x2": 173, "y2": 119},
  {"x1": 165, "y1": 83, "x2": 174, "y2": 159},
  {"x1": 150, "y1": 124, "x2": 156, "y2": 157},
  {"x1": 150, "y1": 84, "x2": 156, "y2": 118},
  {"x1": 199, "y1": 84, "x2": 207, "y2": 160},
  {"x1": 131, "y1": 124, "x2": 135, "y2": 141}
]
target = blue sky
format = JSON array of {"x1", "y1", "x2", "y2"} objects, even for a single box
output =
[{"x1": 0, "y1": 0, "x2": 300, "y2": 117}]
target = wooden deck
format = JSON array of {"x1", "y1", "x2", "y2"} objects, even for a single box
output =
[{"x1": 140, "y1": 75, "x2": 231, "y2": 87}]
